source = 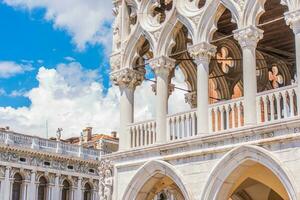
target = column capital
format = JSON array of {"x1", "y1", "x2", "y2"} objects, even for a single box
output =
[
  {"x1": 110, "y1": 68, "x2": 144, "y2": 89},
  {"x1": 185, "y1": 91, "x2": 197, "y2": 108},
  {"x1": 233, "y1": 25, "x2": 263, "y2": 48},
  {"x1": 188, "y1": 42, "x2": 216, "y2": 64},
  {"x1": 285, "y1": 9, "x2": 300, "y2": 34},
  {"x1": 149, "y1": 56, "x2": 176, "y2": 76}
]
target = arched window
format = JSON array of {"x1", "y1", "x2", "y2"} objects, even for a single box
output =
[
  {"x1": 83, "y1": 183, "x2": 92, "y2": 200},
  {"x1": 61, "y1": 180, "x2": 71, "y2": 200},
  {"x1": 12, "y1": 173, "x2": 23, "y2": 200},
  {"x1": 37, "y1": 176, "x2": 48, "y2": 200}
]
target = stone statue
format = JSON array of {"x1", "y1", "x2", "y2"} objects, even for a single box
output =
[
  {"x1": 56, "y1": 128, "x2": 63, "y2": 141},
  {"x1": 98, "y1": 160, "x2": 113, "y2": 200}
]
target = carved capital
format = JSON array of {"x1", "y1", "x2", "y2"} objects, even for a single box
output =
[
  {"x1": 233, "y1": 25, "x2": 263, "y2": 48},
  {"x1": 110, "y1": 68, "x2": 144, "y2": 89},
  {"x1": 151, "y1": 83, "x2": 175, "y2": 96},
  {"x1": 185, "y1": 92, "x2": 197, "y2": 108},
  {"x1": 285, "y1": 9, "x2": 300, "y2": 34},
  {"x1": 149, "y1": 56, "x2": 176, "y2": 76},
  {"x1": 188, "y1": 42, "x2": 216, "y2": 64}
]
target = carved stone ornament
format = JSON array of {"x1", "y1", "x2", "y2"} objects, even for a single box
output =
[
  {"x1": 188, "y1": 42, "x2": 217, "y2": 64},
  {"x1": 110, "y1": 53, "x2": 122, "y2": 72},
  {"x1": 285, "y1": 9, "x2": 300, "y2": 33},
  {"x1": 149, "y1": 56, "x2": 176, "y2": 75},
  {"x1": 110, "y1": 68, "x2": 145, "y2": 89},
  {"x1": 233, "y1": 25, "x2": 263, "y2": 48},
  {"x1": 185, "y1": 91, "x2": 197, "y2": 108},
  {"x1": 112, "y1": 0, "x2": 122, "y2": 52},
  {"x1": 98, "y1": 159, "x2": 113, "y2": 200}
]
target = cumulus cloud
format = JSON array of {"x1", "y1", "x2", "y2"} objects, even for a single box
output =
[
  {"x1": 0, "y1": 61, "x2": 33, "y2": 78},
  {"x1": 0, "y1": 62, "x2": 190, "y2": 139},
  {"x1": 3, "y1": 0, "x2": 113, "y2": 51}
]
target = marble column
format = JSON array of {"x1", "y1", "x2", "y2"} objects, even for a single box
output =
[
  {"x1": 111, "y1": 68, "x2": 144, "y2": 150},
  {"x1": 28, "y1": 170, "x2": 37, "y2": 200},
  {"x1": 2, "y1": 167, "x2": 11, "y2": 200},
  {"x1": 234, "y1": 25, "x2": 263, "y2": 126},
  {"x1": 188, "y1": 42, "x2": 216, "y2": 134},
  {"x1": 52, "y1": 174, "x2": 60, "y2": 200},
  {"x1": 75, "y1": 177, "x2": 82, "y2": 200},
  {"x1": 150, "y1": 56, "x2": 176, "y2": 143},
  {"x1": 22, "y1": 180, "x2": 29, "y2": 200},
  {"x1": 285, "y1": 9, "x2": 300, "y2": 112}
]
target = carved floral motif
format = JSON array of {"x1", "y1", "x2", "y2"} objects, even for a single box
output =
[{"x1": 110, "y1": 68, "x2": 145, "y2": 89}]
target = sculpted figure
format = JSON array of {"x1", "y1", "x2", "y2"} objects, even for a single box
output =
[{"x1": 98, "y1": 161, "x2": 113, "y2": 200}]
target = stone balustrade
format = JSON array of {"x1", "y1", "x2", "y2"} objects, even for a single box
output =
[
  {"x1": 167, "y1": 109, "x2": 197, "y2": 141},
  {"x1": 209, "y1": 97, "x2": 244, "y2": 132},
  {"x1": 129, "y1": 120, "x2": 156, "y2": 148},
  {"x1": 0, "y1": 131, "x2": 101, "y2": 160},
  {"x1": 128, "y1": 85, "x2": 299, "y2": 149}
]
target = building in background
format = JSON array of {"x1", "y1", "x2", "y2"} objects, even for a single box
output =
[
  {"x1": 65, "y1": 127, "x2": 119, "y2": 155},
  {"x1": 0, "y1": 127, "x2": 118, "y2": 200}
]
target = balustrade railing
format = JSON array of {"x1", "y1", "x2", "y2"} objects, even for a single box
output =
[
  {"x1": 129, "y1": 120, "x2": 156, "y2": 148},
  {"x1": 257, "y1": 85, "x2": 298, "y2": 123},
  {"x1": 167, "y1": 109, "x2": 197, "y2": 141},
  {"x1": 0, "y1": 131, "x2": 101, "y2": 160},
  {"x1": 128, "y1": 85, "x2": 299, "y2": 149},
  {"x1": 209, "y1": 97, "x2": 244, "y2": 132}
]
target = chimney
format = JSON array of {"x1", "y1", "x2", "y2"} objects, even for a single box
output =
[
  {"x1": 83, "y1": 127, "x2": 92, "y2": 142},
  {"x1": 111, "y1": 131, "x2": 117, "y2": 138}
]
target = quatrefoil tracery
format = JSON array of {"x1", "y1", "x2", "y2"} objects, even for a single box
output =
[{"x1": 216, "y1": 47, "x2": 235, "y2": 74}]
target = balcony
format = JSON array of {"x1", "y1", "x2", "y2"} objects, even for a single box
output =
[
  {"x1": 0, "y1": 131, "x2": 101, "y2": 160},
  {"x1": 128, "y1": 85, "x2": 298, "y2": 148}
]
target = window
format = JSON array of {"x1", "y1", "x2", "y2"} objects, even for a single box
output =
[
  {"x1": 61, "y1": 180, "x2": 71, "y2": 200},
  {"x1": 83, "y1": 183, "x2": 92, "y2": 200},
  {"x1": 12, "y1": 173, "x2": 23, "y2": 200},
  {"x1": 37, "y1": 176, "x2": 47, "y2": 200}
]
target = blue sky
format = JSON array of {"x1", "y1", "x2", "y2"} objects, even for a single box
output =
[{"x1": 0, "y1": 3, "x2": 110, "y2": 108}]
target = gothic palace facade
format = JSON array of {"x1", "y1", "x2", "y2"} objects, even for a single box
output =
[{"x1": 108, "y1": 0, "x2": 300, "y2": 199}]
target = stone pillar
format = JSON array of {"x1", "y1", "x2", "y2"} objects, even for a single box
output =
[
  {"x1": 27, "y1": 170, "x2": 37, "y2": 200},
  {"x1": 188, "y1": 42, "x2": 216, "y2": 134},
  {"x1": 150, "y1": 56, "x2": 176, "y2": 143},
  {"x1": 52, "y1": 174, "x2": 60, "y2": 200},
  {"x1": 22, "y1": 180, "x2": 29, "y2": 200},
  {"x1": 111, "y1": 68, "x2": 144, "y2": 150},
  {"x1": 2, "y1": 167, "x2": 11, "y2": 200},
  {"x1": 285, "y1": 9, "x2": 300, "y2": 111},
  {"x1": 75, "y1": 177, "x2": 82, "y2": 200},
  {"x1": 234, "y1": 25, "x2": 263, "y2": 126}
]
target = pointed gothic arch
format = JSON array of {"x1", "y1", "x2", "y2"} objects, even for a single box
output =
[
  {"x1": 201, "y1": 145, "x2": 299, "y2": 200},
  {"x1": 122, "y1": 160, "x2": 193, "y2": 200}
]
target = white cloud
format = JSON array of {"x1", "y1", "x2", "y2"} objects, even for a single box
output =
[
  {"x1": 0, "y1": 63, "x2": 190, "y2": 139},
  {"x1": 64, "y1": 56, "x2": 76, "y2": 62},
  {"x1": 0, "y1": 61, "x2": 33, "y2": 78},
  {"x1": 3, "y1": 0, "x2": 113, "y2": 51}
]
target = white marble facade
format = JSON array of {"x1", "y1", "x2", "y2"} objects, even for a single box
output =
[{"x1": 108, "y1": 0, "x2": 300, "y2": 199}]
